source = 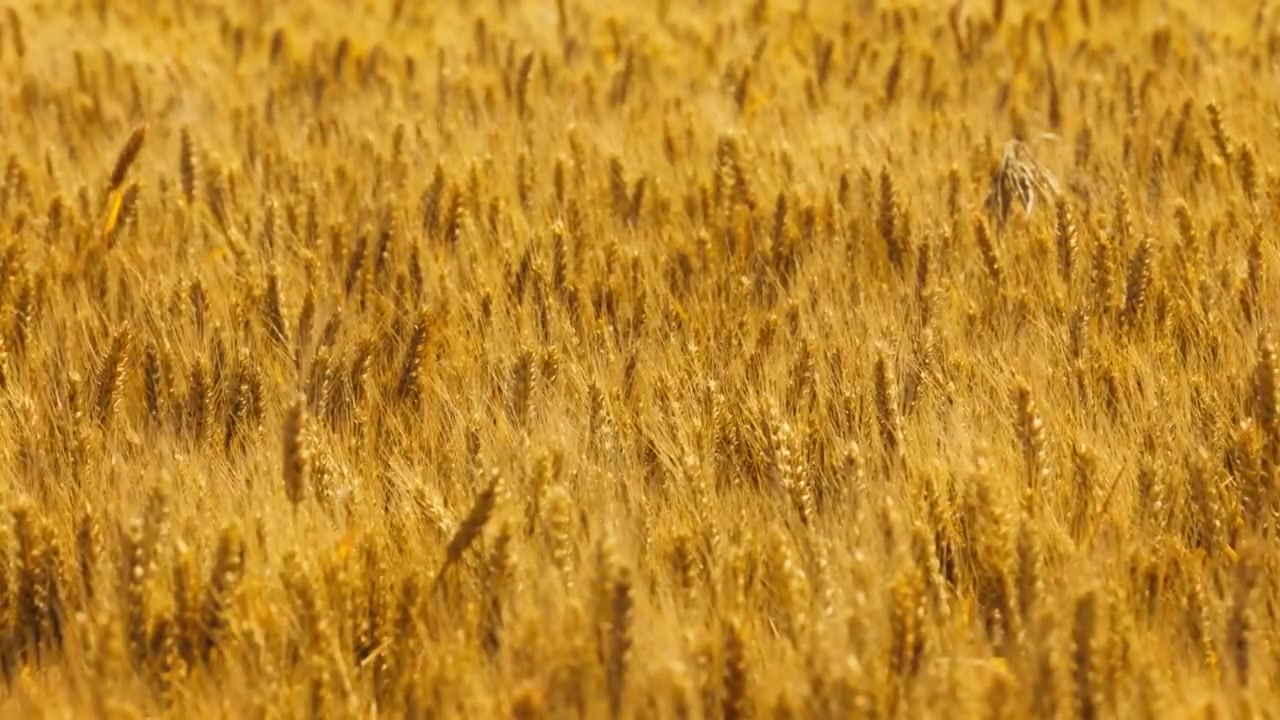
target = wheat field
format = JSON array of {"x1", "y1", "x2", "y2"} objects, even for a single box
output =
[{"x1": 0, "y1": 0, "x2": 1276, "y2": 717}]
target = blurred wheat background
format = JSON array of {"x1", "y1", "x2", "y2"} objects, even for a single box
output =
[{"x1": 0, "y1": 0, "x2": 1276, "y2": 717}]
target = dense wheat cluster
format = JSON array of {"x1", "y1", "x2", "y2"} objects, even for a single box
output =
[{"x1": 0, "y1": 0, "x2": 1278, "y2": 716}]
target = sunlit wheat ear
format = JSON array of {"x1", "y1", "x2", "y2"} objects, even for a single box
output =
[
  {"x1": 874, "y1": 349, "x2": 905, "y2": 466},
  {"x1": 722, "y1": 618, "x2": 748, "y2": 720},
  {"x1": 599, "y1": 546, "x2": 634, "y2": 720},
  {"x1": 283, "y1": 395, "x2": 311, "y2": 512},
  {"x1": 74, "y1": 506, "x2": 99, "y2": 606},
  {"x1": 107, "y1": 124, "x2": 148, "y2": 195},
  {"x1": 92, "y1": 325, "x2": 131, "y2": 427},
  {"x1": 433, "y1": 470, "x2": 501, "y2": 590},
  {"x1": 1122, "y1": 236, "x2": 1153, "y2": 329},
  {"x1": 985, "y1": 139, "x2": 1060, "y2": 227},
  {"x1": 1055, "y1": 198, "x2": 1078, "y2": 284},
  {"x1": 1072, "y1": 590, "x2": 1101, "y2": 720},
  {"x1": 1253, "y1": 332, "x2": 1280, "y2": 462},
  {"x1": 99, "y1": 124, "x2": 148, "y2": 245},
  {"x1": 973, "y1": 214, "x2": 1006, "y2": 293},
  {"x1": 178, "y1": 128, "x2": 198, "y2": 205},
  {"x1": 1012, "y1": 377, "x2": 1049, "y2": 511},
  {"x1": 1206, "y1": 101, "x2": 1232, "y2": 166}
]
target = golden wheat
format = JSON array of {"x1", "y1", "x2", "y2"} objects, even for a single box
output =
[{"x1": 0, "y1": 0, "x2": 1276, "y2": 717}]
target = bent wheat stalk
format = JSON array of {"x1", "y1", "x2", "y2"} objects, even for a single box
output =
[{"x1": 985, "y1": 139, "x2": 1060, "y2": 227}]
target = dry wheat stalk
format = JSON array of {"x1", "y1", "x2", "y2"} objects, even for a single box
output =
[{"x1": 985, "y1": 140, "x2": 1060, "y2": 227}]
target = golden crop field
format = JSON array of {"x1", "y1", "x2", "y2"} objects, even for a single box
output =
[{"x1": 0, "y1": 0, "x2": 1277, "y2": 716}]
